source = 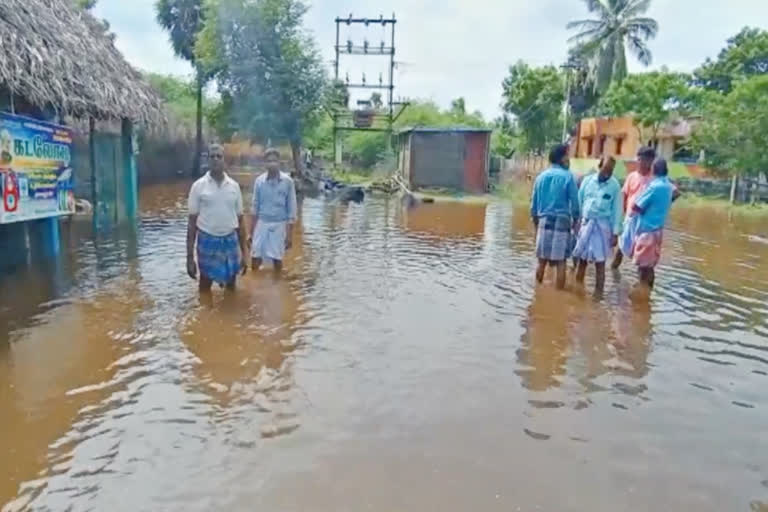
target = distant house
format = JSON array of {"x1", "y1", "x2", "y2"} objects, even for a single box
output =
[
  {"x1": 397, "y1": 126, "x2": 491, "y2": 193},
  {"x1": 571, "y1": 116, "x2": 697, "y2": 162}
]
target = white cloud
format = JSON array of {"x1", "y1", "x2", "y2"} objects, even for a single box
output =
[{"x1": 95, "y1": 0, "x2": 768, "y2": 119}]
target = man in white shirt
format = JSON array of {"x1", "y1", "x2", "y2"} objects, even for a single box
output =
[
  {"x1": 250, "y1": 147, "x2": 298, "y2": 273},
  {"x1": 187, "y1": 144, "x2": 248, "y2": 291}
]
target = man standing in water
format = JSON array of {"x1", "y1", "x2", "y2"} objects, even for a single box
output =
[
  {"x1": 573, "y1": 156, "x2": 623, "y2": 293},
  {"x1": 187, "y1": 144, "x2": 249, "y2": 291},
  {"x1": 625, "y1": 158, "x2": 676, "y2": 289},
  {"x1": 530, "y1": 144, "x2": 580, "y2": 289},
  {"x1": 250, "y1": 148, "x2": 298, "y2": 273},
  {"x1": 611, "y1": 146, "x2": 656, "y2": 269},
  {"x1": 613, "y1": 146, "x2": 680, "y2": 269}
]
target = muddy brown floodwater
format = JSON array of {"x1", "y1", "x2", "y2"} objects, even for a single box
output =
[{"x1": 1, "y1": 180, "x2": 768, "y2": 511}]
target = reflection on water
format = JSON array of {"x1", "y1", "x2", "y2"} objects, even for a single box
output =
[{"x1": 1, "y1": 181, "x2": 767, "y2": 511}]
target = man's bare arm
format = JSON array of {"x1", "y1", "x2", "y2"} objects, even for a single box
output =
[
  {"x1": 237, "y1": 215, "x2": 248, "y2": 273},
  {"x1": 186, "y1": 214, "x2": 198, "y2": 279},
  {"x1": 237, "y1": 215, "x2": 247, "y2": 252}
]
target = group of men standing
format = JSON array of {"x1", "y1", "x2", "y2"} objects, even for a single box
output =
[
  {"x1": 531, "y1": 143, "x2": 678, "y2": 293},
  {"x1": 184, "y1": 141, "x2": 677, "y2": 295},
  {"x1": 186, "y1": 144, "x2": 297, "y2": 292}
]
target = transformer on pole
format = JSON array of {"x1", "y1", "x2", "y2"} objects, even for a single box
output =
[{"x1": 331, "y1": 13, "x2": 409, "y2": 168}]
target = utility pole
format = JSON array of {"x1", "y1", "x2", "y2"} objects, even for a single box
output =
[
  {"x1": 330, "y1": 14, "x2": 408, "y2": 169},
  {"x1": 560, "y1": 58, "x2": 581, "y2": 143}
]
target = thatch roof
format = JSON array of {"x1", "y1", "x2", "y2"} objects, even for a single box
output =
[{"x1": 0, "y1": 0, "x2": 164, "y2": 125}]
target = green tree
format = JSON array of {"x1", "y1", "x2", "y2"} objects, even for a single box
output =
[
  {"x1": 206, "y1": 92, "x2": 236, "y2": 141},
  {"x1": 156, "y1": 0, "x2": 208, "y2": 176},
  {"x1": 491, "y1": 115, "x2": 518, "y2": 158},
  {"x1": 327, "y1": 80, "x2": 350, "y2": 109},
  {"x1": 565, "y1": 45, "x2": 601, "y2": 119},
  {"x1": 693, "y1": 27, "x2": 768, "y2": 94},
  {"x1": 567, "y1": 0, "x2": 658, "y2": 93},
  {"x1": 691, "y1": 75, "x2": 768, "y2": 200},
  {"x1": 450, "y1": 97, "x2": 466, "y2": 116},
  {"x1": 145, "y1": 72, "x2": 232, "y2": 140},
  {"x1": 340, "y1": 101, "x2": 487, "y2": 169},
  {"x1": 370, "y1": 92, "x2": 383, "y2": 110},
  {"x1": 598, "y1": 70, "x2": 694, "y2": 143},
  {"x1": 501, "y1": 61, "x2": 564, "y2": 153},
  {"x1": 199, "y1": 0, "x2": 326, "y2": 177}
]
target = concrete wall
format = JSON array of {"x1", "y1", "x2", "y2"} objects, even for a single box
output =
[
  {"x1": 573, "y1": 116, "x2": 639, "y2": 159},
  {"x1": 572, "y1": 116, "x2": 683, "y2": 161}
]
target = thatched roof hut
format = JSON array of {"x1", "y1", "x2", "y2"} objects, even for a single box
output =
[{"x1": 0, "y1": 0, "x2": 164, "y2": 125}]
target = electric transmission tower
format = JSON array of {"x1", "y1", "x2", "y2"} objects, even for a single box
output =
[{"x1": 330, "y1": 13, "x2": 409, "y2": 167}]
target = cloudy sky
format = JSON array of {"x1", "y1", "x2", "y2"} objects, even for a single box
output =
[{"x1": 94, "y1": 0, "x2": 768, "y2": 119}]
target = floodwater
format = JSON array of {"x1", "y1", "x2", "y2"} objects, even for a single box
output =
[{"x1": 1, "y1": 180, "x2": 767, "y2": 512}]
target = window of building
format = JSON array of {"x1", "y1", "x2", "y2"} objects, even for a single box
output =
[
  {"x1": 598, "y1": 135, "x2": 607, "y2": 155},
  {"x1": 615, "y1": 136, "x2": 624, "y2": 155},
  {"x1": 586, "y1": 137, "x2": 593, "y2": 156}
]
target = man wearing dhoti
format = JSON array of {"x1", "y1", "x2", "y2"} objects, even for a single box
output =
[
  {"x1": 573, "y1": 156, "x2": 623, "y2": 293},
  {"x1": 621, "y1": 158, "x2": 675, "y2": 290},
  {"x1": 250, "y1": 148, "x2": 298, "y2": 273}
]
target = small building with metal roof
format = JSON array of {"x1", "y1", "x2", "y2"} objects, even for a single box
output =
[{"x1": 396, "y1": 126, "x2": 491, "y2": 193}]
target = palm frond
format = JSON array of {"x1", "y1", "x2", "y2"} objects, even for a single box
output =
[
  {"x1": 581, "y1": 0, "x2": 610, "y2": 16},
  {"x1": 622, "y1": 0, "x2": 652, "y2": 18},
  {"x1": 625, "y1": 17, "x2": 658, "y2": 39},
  {"x1": 567, "y1": 27, "x2": 607, "y2": 44},
  {"x1": 566, "y1": 19, "x2": 604, "y2": 31},
  {"x1": 627, "y1": 35, "x2": 653, "y2": 66}
]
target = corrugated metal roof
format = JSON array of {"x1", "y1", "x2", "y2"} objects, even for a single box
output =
[{"x1": 397, "y1": 125, "x2": 492, "y2": 135}]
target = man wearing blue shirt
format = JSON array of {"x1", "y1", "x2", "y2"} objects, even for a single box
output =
[
  {"x1": 626, "y1": 158, "x2": 675, "y2": 289},
  {"x1": 250, "y1": 148, "x2": 298, "y2": 273},
  {"x1": 573, "y1": 156, "x2": 623, "y2": 293},
  {"x1": 530, "y1": 144, "x2": 580, "y2": 289}
]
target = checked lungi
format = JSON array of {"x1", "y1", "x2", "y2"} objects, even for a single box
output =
[
  {"x1": 197, "y1": 230, "x2": 241, "y2": 284},
  {"x1": 536, "y1": 215, "x2": 574, "y2": 261}
]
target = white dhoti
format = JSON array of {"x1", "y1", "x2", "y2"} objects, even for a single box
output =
[
  {"x1": 251, "y1": 220, "x2": 287, "y2": 261},
  {"x1": 572, "y1": 217, "x2": 613, "y2": 263}
]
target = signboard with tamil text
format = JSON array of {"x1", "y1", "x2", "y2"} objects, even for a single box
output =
[{"x1": 0, "y1": 112, "x2": 75, "y2": 224}]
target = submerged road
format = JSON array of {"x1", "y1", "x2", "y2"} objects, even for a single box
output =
[{"x1": 1, "y1": 181, "x2": 767, "y2": 511}]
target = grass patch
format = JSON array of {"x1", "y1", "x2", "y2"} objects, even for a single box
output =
[
  {"x1": 329, "y1": 169, "x2": 374, "y2": 185},
  {"x1": 676, "y1": 193, "x2": 768, "y2": 217},
  {"x1": 492, "y1": 182, "x2": 531, "y2": 205}
]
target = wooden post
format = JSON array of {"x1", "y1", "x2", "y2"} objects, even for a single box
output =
[
  {"x1": 89, "y1": 117, "x2": 99, "y2": 229},
  {"x1": 121, "y1": 118, "x2": 138, "y2": 221}
]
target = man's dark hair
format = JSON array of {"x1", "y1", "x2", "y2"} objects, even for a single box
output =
[
  {"x1": 637, "y1": 146, "x2": 656, "y2": 159},
  {"x1": 653, "y1": 158, "x2": 669, "y2": 176},
  {"x1": 264, "y1": 147, "x2": 280, "y2": 159},
  {"x1": 549, "y1": 144, "x2": 569, "y2": 165}
]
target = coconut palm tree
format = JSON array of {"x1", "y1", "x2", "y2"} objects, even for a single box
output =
[
  {"x1": 567, "y1": 0, "x2": 659, "y2": 93},
  {"x1": 156, "y1": 0, "x2": 206, "y2": 176}
]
